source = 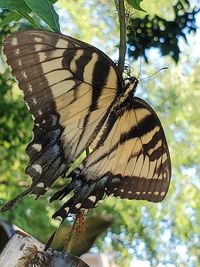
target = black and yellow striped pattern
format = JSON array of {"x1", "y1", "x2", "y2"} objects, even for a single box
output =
[{"x1": 2, "y1": 30, "x2": 171, "y2": 219}]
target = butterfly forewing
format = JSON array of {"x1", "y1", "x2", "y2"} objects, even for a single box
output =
[{"x1": 3, "y1": 30, "x2": 122, "y2": 199}]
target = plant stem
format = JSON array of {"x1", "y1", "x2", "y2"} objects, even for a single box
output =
[
  {"x1": 64, "y1": 216, "x2": 78, "y2": 252},
  {"x1": 118, "y1": 0, "x2": 127, "y2": 75},
  {"x1": 64, "y1": 211, "x2": 85, "y2": 253}
]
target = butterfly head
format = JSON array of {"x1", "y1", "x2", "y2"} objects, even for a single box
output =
[{"x1": 124, "y1": 76, "x2": 139, "y2": 97}]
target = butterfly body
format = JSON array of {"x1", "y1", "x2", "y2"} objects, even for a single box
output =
[{"x1": 2, "y1": 30, "x2": 171, "y2": 221}]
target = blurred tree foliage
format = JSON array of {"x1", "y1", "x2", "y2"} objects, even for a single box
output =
[
  {"x1": 127, "y1": 0, "x2": 200, "y2": 62},
  {"x1": 58, "y1": 0, "x2": 119, "y2": 55},
  {"x1": 0, "y1": 1, "x2": 200, "y2": 267}
]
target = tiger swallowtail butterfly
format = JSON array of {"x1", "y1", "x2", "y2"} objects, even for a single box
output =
[{"x1": 2, "y1": 30, "x2": 171, "y2": 220}]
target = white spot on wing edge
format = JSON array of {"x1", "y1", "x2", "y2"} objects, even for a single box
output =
[
  {"x1": 32, "y1": 164, "x2": 42, "y2": 174},
  {"x1": 28, "y1": 84, "x2": 33, "y2": 92},
  {"x1": 88, "y1": 196, "x2": 96, "y2": 203},
  {"x1": 36, "y1": 182, "x2": 44, "y2": 188},
  {"x1": 18, "y1": 60, "x2": 22, "y2": 66},
  {"x1": 22, "y1": 71, "x2": 27, "y2": 78},
  {"x1": 25, "y1": 102, "x2": 30, "y2": 111},
  {"x1": 34, "y1": 37, "x2": 43, "y2": 42},
  {"x1": 75, "y1": 203, "x2": 81, "y2": 208},
  {"x1": 64, "y1": 207, "x2": 69, "y2": 213},
  {"x1": 11, "y1": 37, "x2": 18, "y2": 45},
  {"x1": 32, "y1": 143, "x2": 42, "y2": 152},
  {"x1": 16, "y1": 48, "x2": 20, "y2": 55}
]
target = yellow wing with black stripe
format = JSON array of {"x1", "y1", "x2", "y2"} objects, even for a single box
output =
[
  {"x1": 2, "y1": 30, "x2": 122, "y2": 204},
  {"x1": 52, "y1": 96, "x2": 171, "y2": 220},
  {"x1": 2, "y1": 30, "x2": 171, "y2": 218}
]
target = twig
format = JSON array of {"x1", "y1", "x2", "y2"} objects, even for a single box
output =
[
  {"x1": 64, "y1": 211, "x2": 84, "y2": 253},
  {"x1": 117, "y1": 0, "x2": 127, "y2": 75}
]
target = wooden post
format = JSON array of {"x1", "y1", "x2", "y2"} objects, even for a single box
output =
[{"x1": 0, "y1": 229, "x2": 89, "y2": 267}]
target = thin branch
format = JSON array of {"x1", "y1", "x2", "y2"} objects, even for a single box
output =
[
  {"x1": 118, "y1": 0, "x2": 127, "y2": 75},
  {"x1": 64, "y1": 211, "x2": 84, "y2": 253}
]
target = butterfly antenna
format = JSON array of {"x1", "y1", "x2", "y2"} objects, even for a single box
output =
[{"x1": 141, "y1": 67, "x2": 168, "y2": 81}]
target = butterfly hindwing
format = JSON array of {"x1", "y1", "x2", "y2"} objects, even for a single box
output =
[
  {"x1": 3, "y1": 30, "x2": 122, "y2": 200},
  {"x1": 84, "y1": 97, "x2": 171, "y2": 201},
  {"x1": 51, "y1": 97, "x2": 171, "y2": 220}
]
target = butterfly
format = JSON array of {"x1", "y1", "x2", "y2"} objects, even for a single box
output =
[{"x1": 2, "y1": 30, "x2": 171, "y2": 221}]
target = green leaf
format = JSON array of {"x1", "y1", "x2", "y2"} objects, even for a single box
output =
[
  {"x1": 0, "y1": 0, "x2": 30, "y2": 13},
  {"x1": 17, "y1": 11, "x2": 42, "y2": 29},
  {"x1": 126, "y1": 0, "x2": 146, "y2": 12},
  {"x1": 0, "y1": 11, "x2": 22, "y2": 28},
  {"x1": 24, "y1": 0, "x2": 60, "y2": 32}
]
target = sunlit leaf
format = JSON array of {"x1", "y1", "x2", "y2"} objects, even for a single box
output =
[
  {"x1": 0, "y1": 0, "x2": 30, "y2": 13},
  {"x1": 126, "y1": 0, "x2": 146, "y2": 12},
  {"x1": 24, "y1": 0, "x2": 60, "y2": 32},
  {"x1": 0, "y1": 10, "x2": 22, "y2": 28}
]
